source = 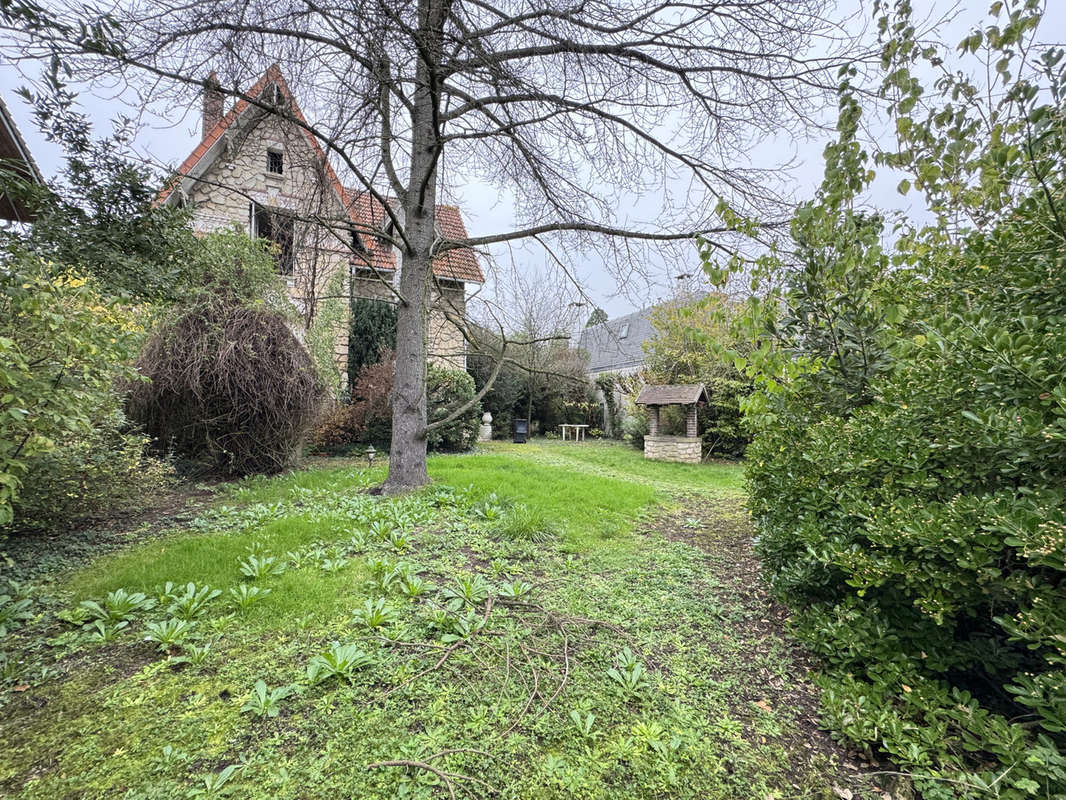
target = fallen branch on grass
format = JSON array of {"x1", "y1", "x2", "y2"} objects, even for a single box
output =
[{"x1": 367, "y1": 748, "x2": 499, "y2": 799}]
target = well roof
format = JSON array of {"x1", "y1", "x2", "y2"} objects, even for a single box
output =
[{"x1": 635, "y1": 384, "x2": 709, "y2": 406}]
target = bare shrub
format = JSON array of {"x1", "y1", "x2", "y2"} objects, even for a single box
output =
[
  {"x1": 312, "y1": 351, "x2": 394, "y2": 452},
  {"x1": 129, "y1": 299, "x2": 324, "y2": 475}
]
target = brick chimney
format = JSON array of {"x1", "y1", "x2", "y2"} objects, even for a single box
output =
[{"x1": 202, "y1": 72, "x2": 223, "y2": 140}]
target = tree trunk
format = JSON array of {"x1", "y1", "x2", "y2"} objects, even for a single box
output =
[
  {"x1": 386, "y1": 245, "x2": 431, "y2": 491},
  {"x1": 383, "y1": 0, "x2": 445, "y2": 492}
]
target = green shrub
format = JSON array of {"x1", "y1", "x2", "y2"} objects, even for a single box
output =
[
  {"x1": 426, "y1": 364, "x2": 480, "y2": 452},
  {"x1": 347, "y1": 298, "x2": 397, "y2": 382},
  {"x1": 0, "y1": 257, "x2": 143, "y2": 526},
  {"x1": 11, "y1": 406, "x2": 173, "y2": 532},
  {"x1": 705, "y1": 13, "x2": 1066, "y2": 792},
  {"x1": 622, "y1": 407, "x2": 649, "y2": 449}
]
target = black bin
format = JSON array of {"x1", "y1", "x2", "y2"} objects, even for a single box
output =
[{"x1": 513, "y1": 418, "x2": 529, "y2": 443}]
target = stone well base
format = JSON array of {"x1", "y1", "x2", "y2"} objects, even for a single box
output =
[{"x1": 644, "y1": 435, "x2": 701, "y2": 464}]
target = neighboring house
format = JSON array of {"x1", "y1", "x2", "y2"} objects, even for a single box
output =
[
  {"x1": 158, "y1": 64, "x2": 484, "y2": 388},
  {"x1": 577, "y1": 307, "x2": 656, "y2": 377},
  {"x1": 0, "y1": 95, "x2": 45, "y2": 223}
]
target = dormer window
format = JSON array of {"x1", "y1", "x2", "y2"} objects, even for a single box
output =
[
  {"x1": 267, "y1": 149, "x2": 284, "y2": 175},
  {"x1": 619, "y1": 323, "x2": 630, "y2": 339}
]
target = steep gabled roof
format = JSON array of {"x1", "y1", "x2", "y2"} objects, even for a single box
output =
[
  {"x1": 160, "y1": 65, "x2": 483, "y2": 283},
  {"x1": 434, "y1": 204, "x2": 484, "y2": 282},
  {"x1": 577, "y1": 307, "x2": 656, "y2": 374},
  {"x1": 342, "y1": 188, "x2": 483, "y2": 283}
]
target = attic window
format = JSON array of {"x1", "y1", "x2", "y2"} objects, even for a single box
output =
[
  {"x1": 619, "y1": 323, "x2": 630, "y2": 339},
  {"x1": 266, "y1": 149, "x2": 284, "y2": 175}
]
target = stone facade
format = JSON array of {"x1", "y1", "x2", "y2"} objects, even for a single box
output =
[
  {"x1": 349, "y1": 272, "x2": 468, "y2": 370},
  {"x1": 185, "y1": 111, "x2": 354, "y2": 373},
  {"x1": 167, "y1": 69, "x2": 476, "y2": 392},
  {"x1": 644, "y1": 435, "x2": 701, "y2": 464}
]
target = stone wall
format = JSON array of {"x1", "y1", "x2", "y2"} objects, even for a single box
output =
[
  {"x1": 187, "y1": 107, "x2": 469, "y2": 380},
  {"x1": 187, "y1": 110, "x2": 352, "y2": 375},
  {"x1": 427, "y1": 281, "x2": 468, "y2": 369},
  {"x1": 644, "y1": 435, "x2": 701, "y2": 464},
  {"x1": 348, "y1": 273, "x2": 467, "y2": 370}
]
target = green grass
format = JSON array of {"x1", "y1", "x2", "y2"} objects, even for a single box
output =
[
  {"x1": 484, "y1": 439, "x2": 745, "y2": 494},
  {"x1": 0, "y1": 441, "x2": 873, "y2": 800}
]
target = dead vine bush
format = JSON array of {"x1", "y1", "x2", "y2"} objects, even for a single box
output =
[{"x1": 128, "y1": 299, "x2": 325, "y2": 475}]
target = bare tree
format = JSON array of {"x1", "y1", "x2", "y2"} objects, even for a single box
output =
[
  {"x1": 6, "y1": 0, "x2": 860, "y2": 490},
  {"x1": 473, "y1": 261, "x2": 589, "y2": 432}
]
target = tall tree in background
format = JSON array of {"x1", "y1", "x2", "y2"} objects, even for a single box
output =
[
  {"x1": 584, "y1": 308, "x2": 608, "y2": 328},
  {"x1": 6, "y1": 0, "x2": 857, "y2": 490}
]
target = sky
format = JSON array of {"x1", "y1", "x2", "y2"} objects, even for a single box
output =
[{"x1": 1, "y1": 0, "x2": 1063, "y2": 322}]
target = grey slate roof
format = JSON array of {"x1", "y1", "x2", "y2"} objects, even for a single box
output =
[
  {"x1": 635, "y1": 384, "x2": 709, "y2": 406},
  {"x1": 577, "y1": 307, "x2": 656, "y2": 375}
]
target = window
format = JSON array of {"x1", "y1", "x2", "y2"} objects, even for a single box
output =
[
  {"x1": 266, "y1": 149, "x2": 284, "y2": 175},
  {"x1": 251, "y1": 202, "x2": 295, "y2": 275},
  {"x1": 352, "y1": 266, "x2": 388, "y2": 280},
  {"x1": 619, "y1": 323, "x2": 630, "y2": 339},
  {"x1": 350, "y1": 228, "x2": 367, "y2": 254}
]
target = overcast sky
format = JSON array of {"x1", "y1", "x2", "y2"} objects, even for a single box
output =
[{"x1": 1, "y1": 1, "x2": 1063, "y2": 321}]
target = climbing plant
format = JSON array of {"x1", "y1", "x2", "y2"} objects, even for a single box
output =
[{"x1": 348, "y1": 297, "x2": 398, "y2": 383}]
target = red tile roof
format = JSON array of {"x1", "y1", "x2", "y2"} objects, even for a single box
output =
[
  {"x1": 159, "y1": 65, "x2": 483, "y2": 283},
  {"x1": 434, "y1": 204, "x2": 484, "y2": 283},
  {"x1": 343, "y1": 188, "x2": 483, "y2": 283}
]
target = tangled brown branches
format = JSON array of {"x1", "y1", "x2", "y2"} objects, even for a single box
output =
[{"x1": 128, "y1": 298, "x2": 325, "y2": 475}]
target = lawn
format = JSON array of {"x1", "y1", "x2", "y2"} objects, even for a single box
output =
[{"x1": 0, "y1": 440, "x2": 873, "y2": 799}]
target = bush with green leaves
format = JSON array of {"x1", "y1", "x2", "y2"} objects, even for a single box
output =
[
  {"x1": 706, "y1": 9, "x2": 1066, "y2": 796},
  {"x1": 0, "y1": 256, "x2": 146, "y2": 528},
  {"x1": 347, "y1": 297, "x2": 397, "y2": 383},
  {"x1": 426, "y1": 364, "x2": 481, "y2": 452},
  {"x1": 10, "y1": 405, "x2": 173, "y2": 533}
]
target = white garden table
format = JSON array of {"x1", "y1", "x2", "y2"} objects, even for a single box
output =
[{"x1": 560, "y1": 424, "x2": 589, "y2": 441}]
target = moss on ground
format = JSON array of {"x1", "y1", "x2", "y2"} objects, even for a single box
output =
[{"x1": 0, "y1": 440, "x2": 878, "y2": 799}]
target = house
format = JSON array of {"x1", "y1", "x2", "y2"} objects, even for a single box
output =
[
  {"x1": 157, "y1": 65, "x2": 484, "y2": 389},
  {"x1": 577, "y1": 307, "x2": 657, "y2": 377},
  {"x1": 0, "y1": 95, "x2": 45, "y2": 222}
]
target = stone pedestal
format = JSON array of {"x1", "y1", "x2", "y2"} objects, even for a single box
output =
[
  {"x1": 477, "y1": 412, "x2": 493, "y2": 442},
  {"x1": 644, "y1": 435, "x2": 701, "y2": 464}
]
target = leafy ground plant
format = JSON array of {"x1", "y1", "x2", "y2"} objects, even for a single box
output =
[
  {"x1": 306, "y1": 643, "x2": 374, "y2": 685},
  {"x1": 0, "y1": 442, "x2": 876, "y2": 799},
  {"x1": 241, "y1": 679, "x2": 296, "y2": 718}
]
